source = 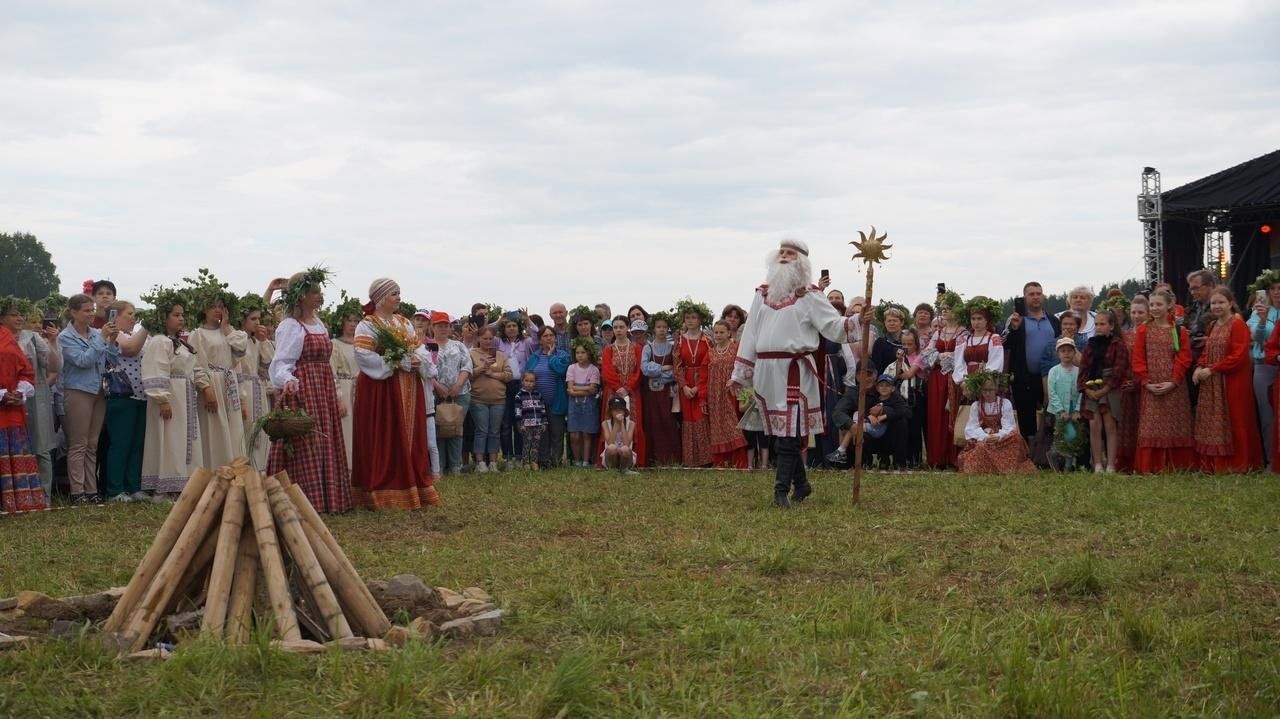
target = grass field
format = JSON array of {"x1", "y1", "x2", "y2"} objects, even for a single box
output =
[{"x1": 2, "y1": 468, "x2": 1279, "y2": 717}]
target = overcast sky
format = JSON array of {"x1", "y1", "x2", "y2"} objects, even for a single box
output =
[{"x1": 3, "y1": 1, "x2": 1278, "y2": 318}]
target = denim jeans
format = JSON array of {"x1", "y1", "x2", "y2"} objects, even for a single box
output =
[{"x1": 470, "y1": 401, "x2": 504, "y2": 456}]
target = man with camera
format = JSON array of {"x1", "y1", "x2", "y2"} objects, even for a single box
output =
[
  {"x1": 1184, "y1": 269, "x2": 1217, "y2": 406},
  {"x1": 1002, "y1": 281, "x2": 1060, "y2": 438}
]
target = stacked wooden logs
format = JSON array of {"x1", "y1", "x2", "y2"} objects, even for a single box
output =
[{"x1": 102, "y1": 459, "x2": 391, "y2": 652}]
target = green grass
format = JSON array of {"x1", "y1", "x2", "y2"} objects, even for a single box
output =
[{"x1": 2, "y1": 469, "x2": 1280, "y2": 717}]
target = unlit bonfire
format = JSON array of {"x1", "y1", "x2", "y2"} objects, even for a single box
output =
[{"x1": 0, "y1": 459, "x2": 502, "y2": 658}]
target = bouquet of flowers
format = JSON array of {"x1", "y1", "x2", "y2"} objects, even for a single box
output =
[{"x1": 369, "y1": 317, "x2": 420, "y2": 370}]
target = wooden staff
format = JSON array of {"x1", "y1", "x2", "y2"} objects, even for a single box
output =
[
  {"x1": 849, "y1": 227, "x2": 892, "y2": 505},
  {"x1": 224, "y1": 521, "x2": 260, "y2": 644},
  {"x1": 264, "y1": 475, "x2": 352, "y2": 640},
  {"x1": 242, "y1": 469, "x2": 301, "y2": 641},
  {"x1": 201, "y1": 479, "x2": 246, "y2": 635},
  {"x1": 119, "y1": 470, "x2": 229, "y2": 652},
  {"x1": 104, "y1": 467, "x2": 214, "y2": 635},
  {"x1": 283, "y1": 481, "x2": 391, "y2": 637}
]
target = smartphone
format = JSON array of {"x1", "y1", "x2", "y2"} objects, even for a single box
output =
[
  {"x1": 820, "y1": 269, "x2": 830, "y2": 281},
  {"x1": 41, "y1": 319, "x2": 58, "y2": 330},
  {"x1": 1014, "y1": 297, "x2": 1026, "y2": 316},
  {"x1": 1257, "y1": 290, "x2": 1268, "y2": 305},
  {"x1": 936, "y1": 282, "x2": 946, "y2": 295},
  {"x1": 107, "y1": 309, "x2": 118, "y2": 324}
]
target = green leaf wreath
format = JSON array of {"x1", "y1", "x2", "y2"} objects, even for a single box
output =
[
  {"x1": 936, "y1": 290, "x2": 964, "y2": 315},
  {"x1": 874, "y1": 300, "x2": 914, "y2": 330},
  {"x1": 570, "y1": 336, "x2": 598, "y2": 364},
  {"x1": 280, "y1": 265, "x2": 331, "y2": 312},
  {"x1": 671, "y1": 297, "x2": 713, "y2": 328},
  {"x1": 1248, "y1": 269, "x2": 1280, "y2": 297},
  {"x1": 1052, "y1": 417, "x2": 1088, "y2": 459},
  {"x1": 180, "y1": 268, "x2": 238, "y2": 322},
  {"x1": 138, "y1": 286, "x2": 191, "y2": 335},
  {"x1": 961, "y1": 295, "x2": 1003, "y2": 329},
  {"x1": 962, "y1": 369, "x2": 1009, "y2": 398},
  {"x1": 322, "y1": 290, "x2": 365, "y2": 338}
]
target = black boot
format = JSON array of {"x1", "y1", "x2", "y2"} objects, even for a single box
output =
[
  {"x1": 774, "y1": 490, "x2": 792, "y2": 509},
  {"x1": 791, "y1": 481, "x2": 812, "y2": 504}
]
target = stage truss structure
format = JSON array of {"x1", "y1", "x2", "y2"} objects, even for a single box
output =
[
  {"x1": 1138, "y1": 167, "x2": 1163, "y2": 286},
  {"x1": 1204, "y1": 211, "x2": 1230, "y2": 279}
]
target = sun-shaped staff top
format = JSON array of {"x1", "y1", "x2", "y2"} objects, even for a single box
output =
[{"x1": 850, "y1": 226, "x2": 891, "y2": 264}]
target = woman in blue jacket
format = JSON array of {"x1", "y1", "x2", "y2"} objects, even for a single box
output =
[{"x1": 58, "y1": 294, "x2": 120, "y2": 504}]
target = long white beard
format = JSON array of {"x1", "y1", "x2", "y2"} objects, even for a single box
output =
[{"x1": 765, "y1": 252, "x2": 812, "y2": 304}]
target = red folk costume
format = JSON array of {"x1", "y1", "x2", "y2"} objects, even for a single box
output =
[
  {"x1": 351, "y1": 313, "x2": 438, "y2": 509},
  {"x1": 0, "y1": 326, "x2": 46, "y2": 512},
  {"x1": 1131, "y1": 321, "x2": 1196, "y2": 473},
  {"x1": 1194, "y1": 315, "x2": 1262, "y2": 473},
  {"x1": 267, "y1": 319, "x2": 353, "y2": 513},
  {"x1": 1113, "y1": 327, "x2": 1141, "y2": 472},
  {"x1": 675, "y1": 333, "x2": 713, "y2": 467},
  {"x1": 598, "y1": 341, "x2": 647, "y2": 468},
  {"x1": 640, "y1": 342, "x2": 681, "y2": 466},
  {"x1": 708, "y1": 339, "x2": 747, "y2": 468},
  {"x1": 926, "y1": 327, "x2": 965, "y2": 468}
]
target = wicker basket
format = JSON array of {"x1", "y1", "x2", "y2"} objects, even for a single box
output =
[{"x1": 263, "y1": 413, "x2": 315, "y2": 441}]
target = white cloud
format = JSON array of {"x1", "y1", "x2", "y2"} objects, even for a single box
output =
[{"x1": 0, "y1": 0, "x2": 1277, "y2": 317}]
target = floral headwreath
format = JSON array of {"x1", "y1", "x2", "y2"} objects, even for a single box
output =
[
  {"x1": 961, "y1": 295, "x2": 1003, "y2": 329},
  {"x1": 281, "y1": 266, "x2": 331, "y2": 311},
  {"x1": 936, "y1": 290, "x2": 964, "y2": 314},
  {"x1": 963, "y1": 369, "x2": 1009, "y2": 397},
  {"x1": 874, "y1": 300, "x2": 914, "y2": 330},
  {"x1": 138, "y1": 285, "x2": 192, "y2": 335},
  {"x1": 649, "y1": 310, "x2": 675, "y2": 332},
  {"x1": 1248, "y1": 269, "x2": 1280, "y2": 297},
  {"x1": 1097, "y1": 293, "x2": 1130, "y2": 316},
  {"x1": 672, "y1": 297, "x2": 713, "y2": 328}
]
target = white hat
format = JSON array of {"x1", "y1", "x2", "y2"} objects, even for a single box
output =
[{"x1": 780, "y1": 238, "x2": 809, "y2": 256}]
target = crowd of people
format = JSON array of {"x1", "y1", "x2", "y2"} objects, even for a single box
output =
[{"x1": 1, "y1": 254, "x2": 1278, "y2": 516}]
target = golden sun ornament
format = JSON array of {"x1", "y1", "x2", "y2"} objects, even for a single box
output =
[{"x1": 850, "y1": 226, "x2": 891, "y2": 264}]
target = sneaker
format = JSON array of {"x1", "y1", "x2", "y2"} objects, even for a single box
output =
[
  {"x1": 488, "y1": 461, "x2": 500, "y2": 472},
  {"x1": 825, "y1": 449, "x2": 848, "y2": 465},
  {"x1": 130, "y1": 491, "x2": 151, "y2": 502},
  {"x1": 1105, "y1": 466, "x2": 1117, "y2": 474},
  {"x1": 475, "y1": 462, "x2": 489, "y2": 474},
  {"x1": 71, "y1": 494, "x2": 90, "y2": 505},
  {"x1": 624, "y1": 469, "x2": 639, "y2": 476},
  {"x1": 87, "y1": 493, "x2": 105, "y2": 505},
  {"x1": 109, "y1": 493, "x2": 134, "y2": 504}
]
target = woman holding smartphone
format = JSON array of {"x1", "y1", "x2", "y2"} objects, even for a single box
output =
[
  {"x1": 1246, "y1": 270, "x2": 1280, "y2": 461},
  {"x1": 58, "y1": 294, "x2": 120, "y2": 504}
]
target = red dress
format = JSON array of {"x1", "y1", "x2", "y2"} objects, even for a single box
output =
[
  {"x1": 641, "y1": 342, "x2": 681, "y2": 466},
  {"x1": 1132, "y1": 322, "x2": 1196, "y2": 473},
  {"x1": 1195, "y1": 316, "x2": 1262, "y2": 473},
  {"x1": 0, "y1": 326, "x2": 45, "y2": 513},
  {"x1": 675, "y1": 334, "x2": 712, "y2": 466},
  {"x1": 926, "y1": 328, "x2": 964, "y2": 468},
  {"x1": 352, "y1": 317, "x2": 436, "y2": 509},
  {"x1": 268, "y1": 325, "x2": 353, "y2": 513},
  {"x1": 708, "y1": 340, "x2": 747, "y2": 468},
  {"x1": 598, "y1": 341, "x2": 646, "y2": 468}
]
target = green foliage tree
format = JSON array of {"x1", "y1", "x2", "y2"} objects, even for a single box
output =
[{"x1": 0, "y1": 232, "x2": 60, "y2": 300}]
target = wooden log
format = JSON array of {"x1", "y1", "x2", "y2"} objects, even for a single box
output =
[
  {"x1": 119, "y1": 470, "x2": 229, "y2": 652},
  {"x1": 284, "y1": 481, "x2": 391, "y2": 637},
  {"x1": 224, "y1": 521, "x2": 259, "y2": 644},
  {"x1": 265, "y1": 475, "x2": 352, "y2": 640},
  {"x1": 167, "y1": 523, "x2": 219, "y2": 614},
  {"x1": 201, "y1": 480, "x2": 246, "y2": 635},
  {"x1": 241, "y1": 469, "x2": 301, "y2": 641},
  {"x1": 103, "y1": 467, "x2": 215, "y2": 634}
]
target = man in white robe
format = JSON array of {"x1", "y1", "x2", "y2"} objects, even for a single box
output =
[{"x1": 731, "y1": 239, "x2": 867, "y2": 508}]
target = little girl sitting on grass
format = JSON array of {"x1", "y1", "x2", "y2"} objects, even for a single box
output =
[{"x1": 601, "y1": 396, "x2": 637, "y2": 475}]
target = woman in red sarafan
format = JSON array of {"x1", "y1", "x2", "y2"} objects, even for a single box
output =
[
  {"x1": 0, "y1": 298, "x2": 47, "y2": 513},
  {"x1": 1131, "y1": 289, "x2": 1196, "y2": 474},
  {"x1": 598, "y1": 317, "x2": 646, "y2": 468},
  {"x1": 675, "y1": 309, "x2": 712, "y2": 467},
  {"x1": 708, "y1": 320, "x2": 747, "y2": 468},
  {"x1": 1193, "y1": 286, "x2": 1263, "y2": 473}
]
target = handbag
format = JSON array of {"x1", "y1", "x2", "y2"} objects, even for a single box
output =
[
  {"x1": 952, "y1": 403, "x2": 971, "y2": 447},
  {"x1": 436, "y1": 399, "x2": 465, "y2": 438},
  {"x1": 103, "y1": 364, "x2": 134, "y2": 399}
]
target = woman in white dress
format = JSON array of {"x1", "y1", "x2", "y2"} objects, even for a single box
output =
[
  {"x1": 188, "y1": 294, "x2": 248, "y2": 467},
  {"x1": 140, "y1": 292, "x2": 206, "y2": 494},
  {"x1": 327, "y1": 298, "x2": 361, "y2": 470},
  {"x1": 235, "y1": 294, "x2": 274, "y2": 469}
]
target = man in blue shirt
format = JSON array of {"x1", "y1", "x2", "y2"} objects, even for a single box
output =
[{"x1": 1002, "y1": 282, "x2": 1060, "y2": 438}]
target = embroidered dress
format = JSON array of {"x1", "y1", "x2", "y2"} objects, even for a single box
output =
[
  {"x1": 268, "y1": 319, "x2": 352, "y2": 513},
  {"x1": 330, "y1": 338, "x2": 357, "y2": 469},
  {"x1": 640, "y1": 341, "x2": 681, "y2": 466},
  {"x1": 951, "y1": 331, "x2": 1004, "y2": 389},
  {"x1": 189, "y1": 326, "x2": 249, "y2": 467},
  {"x1": 1132, "y1": 322, "x2": 1196, "y2": 473},
  {"x1": 351, "y1": 314, "x2": 437, "y2": 510},
  {"x1": 924, "y1": 326, "x2": 966, "y2": 468},
  {"x1": 676, "y1": 333, "x2": 712, "y2": 466},
  {"x1": 599, "y1": 341, "x2": 647, "y2": 467},
  {"x1": 1195, "y1": 316, "x2": 1262, "y2": 473},
  {"x1": 141, "y1": 336, "x2": 206, "y2": 493},
  {"x1": 237, "y1": 337, "x2": 273, "y2": 469},
  {"x1": 0, "y1": 326, "x2": 45, "y2": 512},
  {"x1": 708, "y1": 340, "x2": 747, "y2": 467},
  {"x1": 17, "y1": 330, "x2": 56, "y2": 493},
  {"x1": 956, "y1": 398, "x2": 1036, "y2": 474}
]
